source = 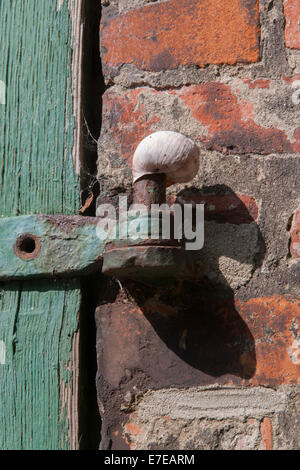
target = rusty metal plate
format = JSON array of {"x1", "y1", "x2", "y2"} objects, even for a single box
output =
[{"x1": 102, "y1": 245, "x2": 204, "y2": 281}]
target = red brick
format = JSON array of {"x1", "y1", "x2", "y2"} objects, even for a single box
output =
[
  {"x1": 101, "y1": 0, "x2": 260, "y2": 72},
  {"x1": 239, "y1": 296, "x2": 300, "y2": 385},
  {"x1": 98, "y1": 294, "x2": 300, "y2": 388},
  {"x1": 290, "y1": 209, "x2": 300, "y2": 258},
  {"x1": 283, "y1": 0, "x2": 300, "y2": 49},
  {"x1": 173, "y1": 83, "x2": 300, "y2": 154},
  {"x1": 294, "y1": 128, "x2": 300, "y2": 141},
  {"x1": 102, "y1": 88, "x2": 161, "y2": 166},
  {"x1": 102, "y1": 84, "x2": 300, "y2": 164},
  {"x1": 170, "y1": 193, "x2": 259, "y2": 224},
  {"x1": 282, "y1": 74, "x2": 300, "y2": 83}
]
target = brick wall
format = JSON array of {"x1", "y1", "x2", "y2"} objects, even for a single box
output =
[{"x1": 96, "y1": 0, "x2": 300, "y2": 450}]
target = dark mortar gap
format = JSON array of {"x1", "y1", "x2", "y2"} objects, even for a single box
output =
[
  {"x1": 78, "y1": 0, "x2": 104, "y2": 450},
  {"x1": 79, "y1": 274, "x2": 102, "y2": 450},
  {"x1": 286, "y1": 214, "x2": 294, "y2": 232},
  {"x1": 286, "y1": 214, "x2": 294, "y2": 260},
  {"x1": 80, "y1": 0, "x2": 106, "y2": 216}
]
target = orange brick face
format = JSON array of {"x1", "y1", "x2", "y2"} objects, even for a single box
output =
[
  {"x1": 290, "y1": 209, "x2": 300, "y2": 258},
  {"x1": 101, "y1": 0, "x2": 261, "y2": 72},
  {"x1": 172, "y1": 83, "x2": 300, "y2": 154},
  {"x1": 260, "y1": 417, "x2": 273, "y2": 450},
  {"x1": 239, "y1": 297, "x2": 300, "y2": 385},
  {"x1": 283, "y1": 0, "x2": 300, "y2": 49}
]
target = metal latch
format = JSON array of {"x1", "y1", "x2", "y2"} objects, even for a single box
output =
[{"x1": 0, "y1": 132, "x2": 203, "y2": 282}]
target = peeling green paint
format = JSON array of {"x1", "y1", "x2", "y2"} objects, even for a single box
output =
[
  {"x1": 0, "y1": 281, "x2": 81, "y2": 449},
  {"x1": 0, "y1": 0, "x2": 80, "y2": 215}
]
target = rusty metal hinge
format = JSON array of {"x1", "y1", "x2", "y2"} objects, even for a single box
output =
[
  {"x1": 0, "y1": 215, "x2": 104, "y2": 280},
  {"x1": 0, "y1": 212, "x2": 203, "y2": 282},
  {"x1": 0, "y1": 132, "x2": 204, "y2": 282}
]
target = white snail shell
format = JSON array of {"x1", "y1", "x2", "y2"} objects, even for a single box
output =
[{"x1": 132, "y1": 131, "x2": 200, "y2": 186}]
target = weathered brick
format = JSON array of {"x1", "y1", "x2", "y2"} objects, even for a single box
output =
[
  {"x1": 96, "y1": 293, "x2": 300, "y2": 448},
  {"x1": 100, "y1": 88, "x2": 161, "y2": 168},
  {"x1": 170, "y1": 193, "x2": 259, "y2": 225},
  {"x1": 101, "y1": 0, "x2": 260, "y2": 72},
  {"x1": 172, "y1": 83, "x2": 300, "y2": 154},
  {"x1": 123, "y1": 413, "x2": 263, "y2": 450},
  {"x1": 96, "y1": 294, "x2": 300, "y2": 391},
  {"x1": 290, "y1": 209, "x2": 300, "y2": 258},
  {"x1": 282, "y1": 74, "x2": 300, "y2": 83},
  {"x1": 98, "y1": 79, "x2": 300, "y2": 186},
  {"x1": 122, "y1": 387, "x2": 300, "y2": 450},
  {"x1": 283, "y1": 0, "x2": 300, "y2": 49}
]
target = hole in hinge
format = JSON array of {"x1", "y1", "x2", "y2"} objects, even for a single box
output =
[{"x1": 14, "y1": 234, "x2": 41, "y2": 260}]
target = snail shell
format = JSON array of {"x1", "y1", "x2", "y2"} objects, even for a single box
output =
[{"x1": 132, "y1": 131, "x2": 199, "y2": 186}]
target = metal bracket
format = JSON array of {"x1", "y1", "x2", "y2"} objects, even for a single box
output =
[
  {"x1": 0, "y1": 213, "x2": 203, "y2": 282},
  {"x1": 0, "y1": 133, "x2": 203, "y2": 282},
  {"x1": 0, "y1": 215, "x2": 104, "y2": 280}
]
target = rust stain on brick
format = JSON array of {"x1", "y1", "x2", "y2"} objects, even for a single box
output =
[
  {"x1": 101, "y1": 0, "x2": 260, "y2": 72},
  {"x1": 290, "y1": 209, "x2": 300, "y2": 258},
  {"x1": 283, "y1": 0, "x2": 300, "y2": 49},
  {"x1": 260, "y1": 417, "x2": 273, "y2": 450}
]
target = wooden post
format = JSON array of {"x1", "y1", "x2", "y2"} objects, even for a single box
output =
[{"x1": 0, "y1": 1, "x2": 84, "y2": 449}]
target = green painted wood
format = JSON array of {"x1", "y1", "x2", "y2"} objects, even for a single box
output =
[
  {"x1": 0, "y1": 280, "x2": 80, "y2": 450},
  {"x1": 0, "y1": 1, "x2": 83, "y2": 449},
  {"x1": 0, "y1": 215, "x2": 103, "y2": 280},
  {"x1": 0, "y1": 0, "x2": 80, "y2": 216}
]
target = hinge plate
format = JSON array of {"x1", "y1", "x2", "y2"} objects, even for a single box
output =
[{"x1": 0, "y1": 215, "x2": 104, "y2": 281}]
